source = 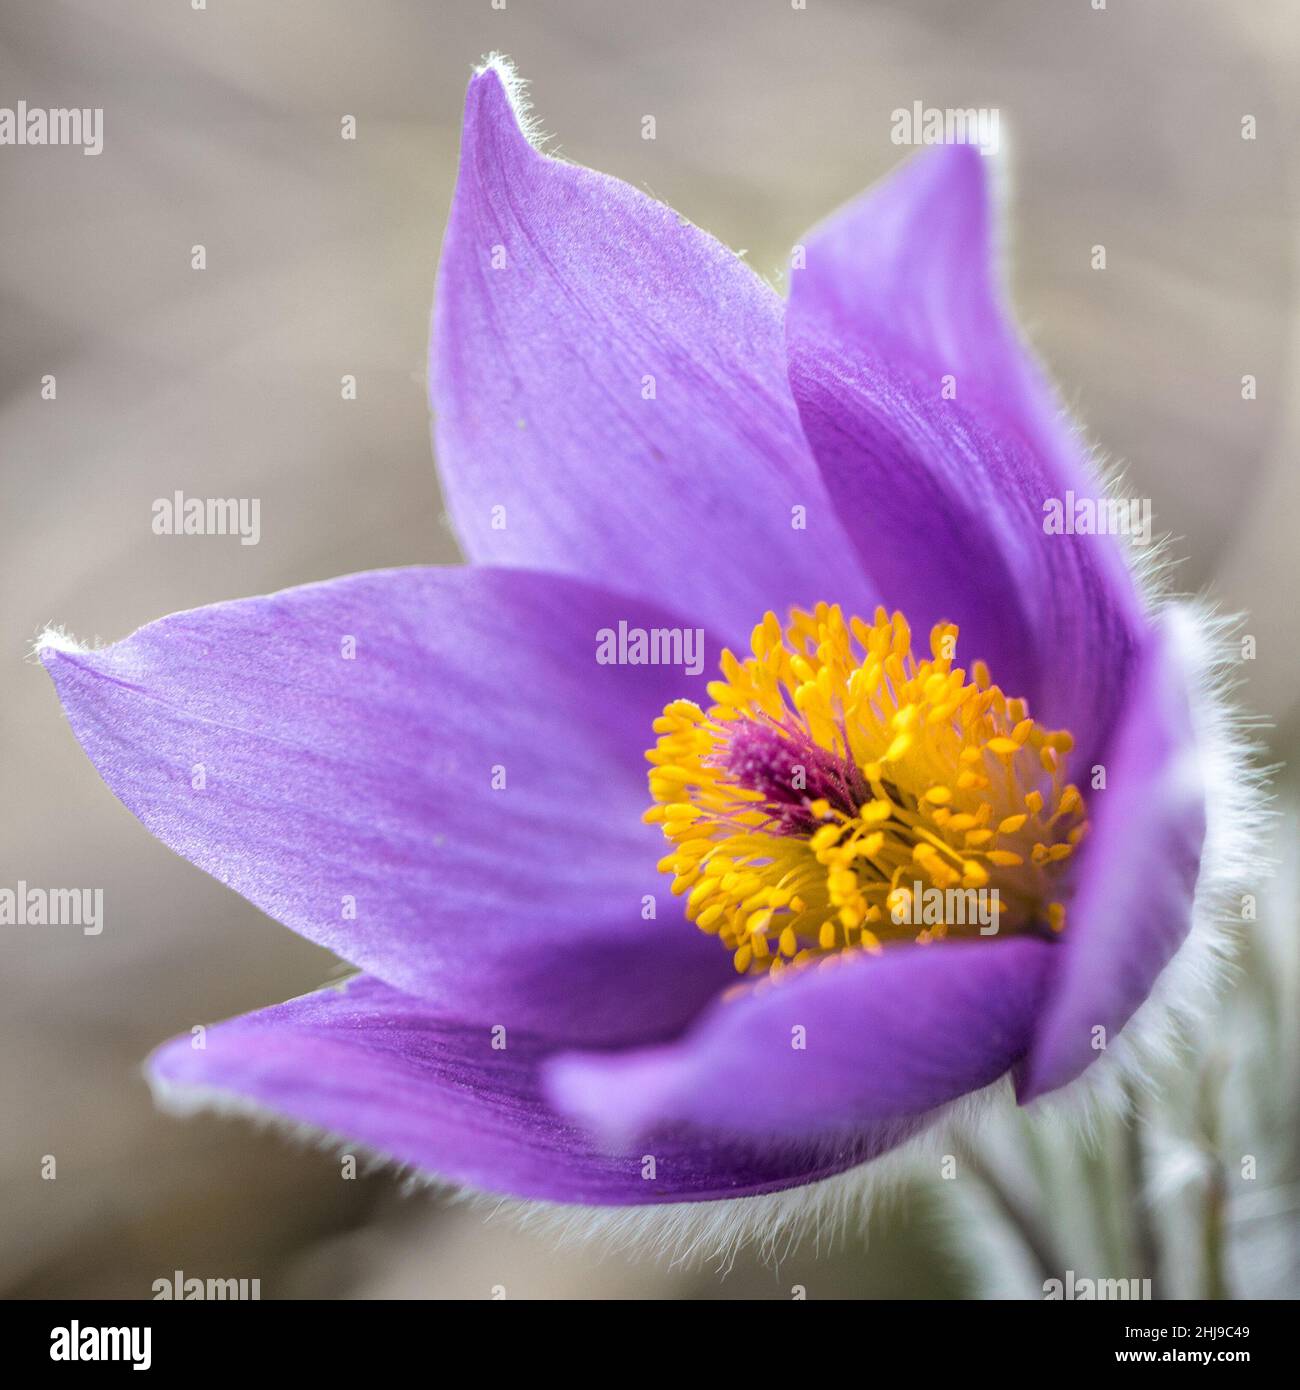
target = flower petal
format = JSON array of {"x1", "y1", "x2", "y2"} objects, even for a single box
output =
[
  {"x1": 149, "y1": 975, "x2": 893, "y2": 1204},
  {"x1": 42, "y1": 566, "x2": 730, "y2": 1043},
  {"x1": 1018, "y1": 617, "x2": 1206, "y2": 1101},
  {"x1": 431, "y1": 63, "x2": 871, "y2": 647},
  {"x1": 786, "y1": 145, "x2": 1144, "y2": 762},
  {"x1": 547, "y1": 937, "x2": 1054, "y2": 1142},
  {"x1": 792, "y1": 145, "x2": 1082, "y2": 477}
]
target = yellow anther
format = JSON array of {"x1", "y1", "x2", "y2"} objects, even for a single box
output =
[
  {"x1": 1056, "y1": 785, "x2": 1083, "y2": 816},
  {"x1": 885, "y1": 732, "x2": 913, "y2": 762},
  {"x1": 809, "y1": 824, "x2": 843, "y2": 853},
  {"x1": 986, "y1": 850, "x2": 1025, "y2": 867},
  {"x1": 962, "y1": 860, "x2": 989, "y2": 888},
  {"x1": 746, "y1": 908, "x2": 774, "y2": 935}
]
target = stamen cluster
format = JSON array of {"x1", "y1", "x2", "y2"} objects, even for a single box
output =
[{"x1": 645, "y1": 606, "x2": 1088, "y2": 975}]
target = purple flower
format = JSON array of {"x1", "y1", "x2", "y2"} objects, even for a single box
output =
[{"x1": 40, "y1": 59, "x2": 1230, "y2": 1232}]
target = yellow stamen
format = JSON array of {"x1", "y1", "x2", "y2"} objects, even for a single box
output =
[{"x1": 646, "y1": 606, "x2": 1088, "y2": 976}]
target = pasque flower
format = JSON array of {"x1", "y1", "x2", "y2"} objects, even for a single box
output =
[{"x1": 41, "y1": 59, "x2": 1242, "y2": 1242}]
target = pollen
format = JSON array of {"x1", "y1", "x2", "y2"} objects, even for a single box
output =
[{"x1": 644, "y1": 605, "x2": 1088, "y2": 977}]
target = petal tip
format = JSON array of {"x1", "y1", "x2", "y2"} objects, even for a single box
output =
[
  {"x1": 144, "y1": 1037, "x2": 188, "y2": 1098},
  {"x1": 466, "y1": 51, "x2": 545, "y2": 153},
  {"x1": 1012, "y1": 1061, "x2": 1052, "y2": 1107},
  {"x1": 35, "y1": 625, "x2": 88, "y2": 664},
  {"x1": 900, "y1": 137, "x2": 991, "y2": 212},
  {"x1": 36, "y1": 626, "x2": 126, "y2": 695},
  {"x1": 543, "y1": 1050, "x2": 668, "y2": 1149},
  {"x1": 143, "y1": 1033, "x2": 229, "y2": 1121}
]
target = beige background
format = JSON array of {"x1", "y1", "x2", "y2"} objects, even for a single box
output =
[{"x1": 2, "y1": 0, "x2": 1297, "y2": 1298}]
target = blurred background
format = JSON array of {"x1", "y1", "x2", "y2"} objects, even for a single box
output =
[{"x1": 1, "y1": 0, "x2": 1297, "y2": 1298}]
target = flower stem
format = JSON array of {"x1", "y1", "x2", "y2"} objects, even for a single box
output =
[
  {"x1": 962, "y1": 1146, "x2": 1062, "y2": 1287},
  {"x1": 1123, "y1": 1084, "x2": 1165, "y2": 1300},
  {"x1": 1198, "y1": 1056, "x2": 1231, "y2": 1301},
  {"x1": 1203, "y1": 1161, "x2": 1229, "y2": 1301}
]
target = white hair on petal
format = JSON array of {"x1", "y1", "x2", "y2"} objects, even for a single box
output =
[
  {"x1": 969, "y1": 147, "x2": 1275, "y2": 1137},
  {"x1": 1027, "y1": 596, "x2": 1273, "y2": 1124},
  {"x1": 149, "y1": 1067, "x2": 456, "y2": 1194},
  {"x1": 31, "y1": 624, "x2": 90, "y2": 659},
  {"x1": 463, "y1": 1083, "x2": 1013, "y2": 1271},
  {"x1": 472, "y1": 52, "x2": 552, "y2": 154},
  {"x1": 145, "y1": 1061, "x2": 958, "y2": 1270},
  {"x1": 462, "y1": 1154, "x2": 914, "y2": 1275}
]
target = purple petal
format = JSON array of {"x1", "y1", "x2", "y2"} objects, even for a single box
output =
[
  {"x1": 787, "y1": 145, "x2": 1144, "y2": 763},
  {"x1": 792, "y1": 145, "x2": 1083, "y2": 475},
  {"x1": 547, "y1": 937, "x2": 1054, "y2": 1142},
  {"x1": 431, "y1": 64, "x2": 872, "y2": 648},
  {"x1": 149, "y1": 975, "x2": 896, "y2": 1203},
  {"x1": 1018, "y1": 619, "x2": 1206, "y2": 1101},
  {"x1": 43, "y1": 566, "x2": 731, "y2": 1043}
]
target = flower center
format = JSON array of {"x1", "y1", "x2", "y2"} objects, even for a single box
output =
[{"x1": 645, "y1": 605, "x2": 1088, "y2": 976}]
